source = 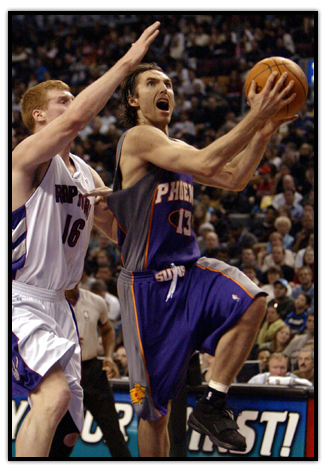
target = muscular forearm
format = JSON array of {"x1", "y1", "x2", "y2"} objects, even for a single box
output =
[
  {"x1": 194, "y1": 110, "x2": 297, "y2": 190},
  {"x1": 225, "y1": 131, "x2": 270, "y2": 190},
  {"x1": 192, "y1": 110, "x2": 267, "y2": 185},
  {"x1": 199, "y1": 109, "x2": 266, "y2": 177}
]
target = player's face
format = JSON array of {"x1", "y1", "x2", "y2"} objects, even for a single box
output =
[
  {"x1": 131, "y1": 69, "x2": 174, "y2": 131},
  {"x1": 43, "y1": 89, "x2": 74, "y2": 125}
]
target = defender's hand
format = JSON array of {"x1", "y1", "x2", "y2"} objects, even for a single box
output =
[
  {"x1": 84, "y1": 186, "x2": 113, "y2": 206},
  {"x1": 123, "y1": 21, "x2": 160, "y2": 68}
]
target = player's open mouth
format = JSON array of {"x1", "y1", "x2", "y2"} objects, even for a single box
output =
[{"x1": 156, "y1": 99, "x2": 169, "y2": 111}]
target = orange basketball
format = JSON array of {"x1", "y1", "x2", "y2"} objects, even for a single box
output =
[{"x1": 244, "y1": 57, "x2": 308, "y2": 120}]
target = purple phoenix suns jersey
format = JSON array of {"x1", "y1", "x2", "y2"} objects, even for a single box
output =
[{"x1": 106, "y1": 132, "x2": 201, "y2": 271}]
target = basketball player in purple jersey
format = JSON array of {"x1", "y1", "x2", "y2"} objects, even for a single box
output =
[
  {"x1": 12, "y1": 22, "x2": 160, "y2": 457},
  {"x1": 86, "y1": 64, "x2": 298, "y2": 456}
]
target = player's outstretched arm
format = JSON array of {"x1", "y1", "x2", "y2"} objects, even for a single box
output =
[
  {"x1": 121, "y1": 72, "x2": 296, "y2": 186},
  {"x1": 196, "y1": 114, "x2": 299, "y2": 190},
  {"x1": 13, "y1": 21, "x2": 160, "y2": 170}
]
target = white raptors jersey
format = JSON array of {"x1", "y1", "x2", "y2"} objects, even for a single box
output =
[{"x1": 12, "y1": 154, "x2": 95, "y2": 291}]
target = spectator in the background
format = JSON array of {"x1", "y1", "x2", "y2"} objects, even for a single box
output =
[
  {"x1": 294, "y1": 246, "x2": 314, "y2": 284},
  {"x1": 295, "y1": 232, "x2": 314, "y2": 270},
  {"x1": 256, "y1": 347, "x2": 272, "y2": 372},
  {"x1": 283, "y1": 313, "x2": 314, "y2": 370},
  {"x1": 114, "y1": 345, "x2": 129, "y2": 378},
  {"x1": 292, "y1": 348, "x2": 314, "y2": 385},
  {"x1": 267, "y1": 216, "x2": 294, "y2": 251},
  {"x1": 269, "y1": 278, "x2": 294, "y2": 320},
  {"x1": 259, "y1": 324, "x2": 292, "y2": 354},
  {"x1": 196, "y1": 222, "x2": 215, "y2": 253},
  {"x1": 291, "y1": 265, "x2": 314, "y2": 314},
  {"x1": 209, "y1": 209, "x2": 230, "y2": 244},
  {"x1": 239, "y1": 247, "x2": 263, "y2": 282},
  {"x1": 264, "y1": 231, "x2": 294, "y2": 261},
  {"x1": 226, "y1": 221, "x2": 258, "y2": 265},
  {"x1": 201, "y1": 230, "x2": 220, "y2": 259},
  {"x1": 272, "y1": 174, "x2": 303, "y2": 210},
  {"x1": 282, "y1": 189, "x2": 304, "y2": 222},
  {"x1": 241, "y1": 263, "x2": 261, "y2": 287},
  {"x1": 248, "y1": 353, "x2": 301, "y2": 385},
  {"x1": 285, "y1": 293, "x2": 311, "y2": 335},
  {"x1": 291, "y1": 212, "x2": 314, "y2": 253},
  {"x1": 257, "y1": 302, "x2": 285, "y2": 347},
  {"x1": 261, "y1": 244, "x2": 295, "y2": 282},
  {"x1": 255, "y1": 164, "x2": 275, "y2": 199},
  {"x1": 260, "y1": 266, "x2": 285, "y2": 302},
  {"x1": 250, "y1": 205, "x2": 278, "y2": 243}
]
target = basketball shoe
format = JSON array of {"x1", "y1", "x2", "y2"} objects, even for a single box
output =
[{"x1": 188, "y1": 398, "x2": 247, "y2": 451}]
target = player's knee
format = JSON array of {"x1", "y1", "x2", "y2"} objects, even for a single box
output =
[
  {"x1": 56, "y1": 387, "x2": 72, "y2": 414},
  {"x1": 47, "y1": 387, "x2": 71, "y2": 422},
  {"x1": 63, "y1": 432, "x2": 79, "y2": 447}
]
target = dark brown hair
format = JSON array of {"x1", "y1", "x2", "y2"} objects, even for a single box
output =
[{"x1": 119, "y1": 62, "x2": 163, "y2": 128}]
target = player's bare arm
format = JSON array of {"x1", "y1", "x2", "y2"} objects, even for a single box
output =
[
  {"x1": 121, "y1": 73, "x2": 295, "y2": 188},
  {"x1": 193, "y1": 113, "x2": 299, "y2": 190}
]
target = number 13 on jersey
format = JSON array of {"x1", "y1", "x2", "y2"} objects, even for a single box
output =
[{"x1": 176, "y1": 208, "x2": 192, "y2": 236}]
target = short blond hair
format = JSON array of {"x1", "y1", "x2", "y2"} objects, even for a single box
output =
[
  {"x1": 20, "y1": 80, "x2": 70, "y2": 132},
  {"x1": 275, "y1": 216, "x2": 292, "y2": 232}
]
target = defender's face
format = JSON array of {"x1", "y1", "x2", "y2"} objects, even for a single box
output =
[
  {"x1": 41, "y1": 89, "x2": 74, "y2": 125},
  {"x1": 131, "y1": 70, "x2": 174, "y2": 130}
]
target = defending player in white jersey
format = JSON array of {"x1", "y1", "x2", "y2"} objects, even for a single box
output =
[{"x1": 11, "y1": 21, "x2": 160, "y2": 458}]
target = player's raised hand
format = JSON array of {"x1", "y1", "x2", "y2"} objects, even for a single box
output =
[
  {"x1": 123, "y1": 21, "x2": 160, "y2": 68},
  {"x1": 247, "y1": 71, "x2": 296, "y2": 120}
]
